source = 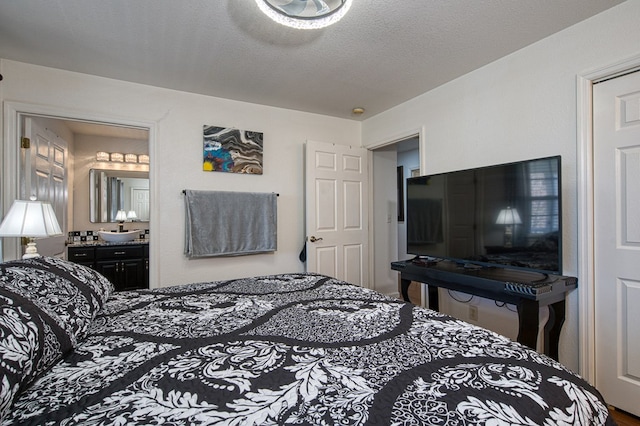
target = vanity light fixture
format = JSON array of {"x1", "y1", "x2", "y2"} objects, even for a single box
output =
[
  {"x1": 96, "y1": 151, "x2": 149, "y2": 164},
  {"x1": 110, "y1": 152, "x2": 124, "y2": 162},
  {"x1": 125, "y1": 153, "x2": 138, "y2": 163},
  {"x1": 96, "y1": 151, "x2": 110, "y2": 162},
  {"x1": 255, "y1": 0, "x2": 352, "y2": 29}
]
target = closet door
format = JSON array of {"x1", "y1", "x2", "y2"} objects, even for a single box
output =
[{"x1": 593, "y1": 70, "x2": 640, "y2": 416}]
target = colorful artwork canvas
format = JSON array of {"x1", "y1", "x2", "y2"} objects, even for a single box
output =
[{"x1": 203, "y1": 125, "x2": 263, "y2": 174}]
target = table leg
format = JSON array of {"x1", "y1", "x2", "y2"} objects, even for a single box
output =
[
  {"x1": 400, "y1": 277, "x2": 411, "y2": 302},
  {"x1": 516, "y1": 300, "x2": 540, "y2": 353},
  {"x1": 544, "y1": 300, "x2": 565, "y2": 361},
  {"x1": 427, "y1": 285, "x2": 439, "y2": 311}
]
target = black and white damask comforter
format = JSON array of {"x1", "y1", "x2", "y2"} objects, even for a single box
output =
[{"x1": 1, "y1": 258, "x2": 612, "y2": 425}]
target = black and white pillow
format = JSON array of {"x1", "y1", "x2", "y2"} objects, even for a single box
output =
[{"x1": 0, "y1": 256, "x2": 113, "y2": 421}]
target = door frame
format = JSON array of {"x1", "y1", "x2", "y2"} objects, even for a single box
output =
[
  {"x1": 577, "y1": 54, "x2": 640, "y2": 384},
  {"x1": 367, "y1": 126, "x2": 426, "y2": 297},
  {"x1": 1, "y1": 101, "x2": 158, "y2": 283}
]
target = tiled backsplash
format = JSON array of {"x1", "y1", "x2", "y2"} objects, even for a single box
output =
[{"x1": 68, "y1": 229, "x2": 149, "y2": 243}]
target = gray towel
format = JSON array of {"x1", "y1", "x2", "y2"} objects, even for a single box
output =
[{"x1": 184, "y1": 190, "x2": 277, "y2": 258}]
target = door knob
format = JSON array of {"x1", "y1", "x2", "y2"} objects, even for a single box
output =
[{"x1": 309, "y1": 236, "x2": 323, "y2": 242}]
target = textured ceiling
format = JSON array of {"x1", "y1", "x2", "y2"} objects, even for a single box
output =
[{"x1": 0, "y1": 0, "x2": 624, "y2": 121}]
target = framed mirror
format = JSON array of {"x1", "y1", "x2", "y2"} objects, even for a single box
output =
[{"x1": 90, "y1": 169, "x2": 149, "y2": 223}]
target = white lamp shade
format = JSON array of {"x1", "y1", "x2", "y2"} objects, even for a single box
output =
[
  {"x1": 115, "y1": 210, "x2": 128, "y2": 221},
  {"x1": 495, "y1": 207, "x2": 522, "y2": 225},
  {"x1": 0, "y1": 199, "x2": 62, "y2": 237},
  {"x1": 127, "y1": 210, "x2": 138, "y2": 220}
]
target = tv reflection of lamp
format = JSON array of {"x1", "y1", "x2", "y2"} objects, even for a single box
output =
[
  {"x1": 496, "y1": 206, "x2": 522, "y2": 247},
  {"x1": 0, "y1": 197, "x2": 63, "y2": 259},
  {"x1": 115, "y1": 209, "x2": 127, "y2": 232}
]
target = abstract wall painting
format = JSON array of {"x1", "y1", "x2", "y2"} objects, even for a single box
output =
[{"x1": 203, "y1": 125, "x2": 263, "y2": 174}]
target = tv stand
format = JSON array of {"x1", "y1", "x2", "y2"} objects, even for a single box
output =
[{"x1": 391, "y1": 260, "x2": 577, "y2": 361}]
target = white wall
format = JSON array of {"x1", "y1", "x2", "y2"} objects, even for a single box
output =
[
  {"x1": 362, "y1": 1, "x2": 640, "y2": 371},
  {"x1": 0, "y1": 59, "x2": 361, "y2": 287},
  {"x1": 371, "y1": 145, "x2": 398, "y2": 296}
]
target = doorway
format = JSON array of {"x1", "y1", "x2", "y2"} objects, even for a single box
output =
[
  {"x1": 370, "y1": 132, "x2": 421, "y2": 298},
  {"x1": 2, "y1": 102, "x2": 155, "y2": 281}
]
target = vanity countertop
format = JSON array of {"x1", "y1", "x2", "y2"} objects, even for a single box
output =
[{"x1": 67, "y1": 239, "x2": 149, "y2": 248}]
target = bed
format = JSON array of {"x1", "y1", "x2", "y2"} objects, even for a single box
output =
[{"x1": 1, "y1": 257, "x2": 613, "y2": 425}]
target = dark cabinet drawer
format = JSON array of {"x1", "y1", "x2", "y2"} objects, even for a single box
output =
[
  {"x1": 68, "y1": 247, "x2": 95, "y2": 263},
  {"x1": 96, "y1": 245, "x2": 144, "y2": 260}
]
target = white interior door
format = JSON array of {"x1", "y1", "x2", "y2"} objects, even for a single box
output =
[
  {"x1": 20, "y1": 117, "x2": 67, "y2": 257},
  {"x1": 131, "y1": 188, "x2": 150, "y2": 221},
  {"x1": 593, "y1": 70, "x2": 640, "y2": 416},
  {"x1": 305, "y1": 140, "x2": 368, "y2": 286}
]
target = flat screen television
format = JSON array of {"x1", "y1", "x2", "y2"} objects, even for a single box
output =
[{"x1": 406, "y1": 156, "x2": 562, "y2": 275}]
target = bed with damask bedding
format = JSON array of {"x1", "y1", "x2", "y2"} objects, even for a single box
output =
[{"x1": 1, "y1": 257, "x2": 613, "y2": 425}]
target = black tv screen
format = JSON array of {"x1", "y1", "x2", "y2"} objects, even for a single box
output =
[{"x1": 406, "y1": 156, "x2": 562, "y2": 274}]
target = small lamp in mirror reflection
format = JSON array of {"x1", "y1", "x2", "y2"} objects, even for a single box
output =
[
  {"x1": 127, "y1": 210, "x2": 138, "y2": 222},
  {"x1": 115, "y1": 209, "x2": 127, "y2": 232},
  {"x1": 0, "y1": 197, "x2": 63, "y2": 259},
  {"x1": 496, "y1": 206, "x2": 522, "y2": 247}
]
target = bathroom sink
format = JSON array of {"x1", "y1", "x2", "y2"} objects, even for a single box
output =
[{"x1": 98, "y1": 230, "x2": 140, "y2": 243}]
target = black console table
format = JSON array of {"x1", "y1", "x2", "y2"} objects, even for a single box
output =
[{"x1": 391, "y1": 259, "x2": 577, "y2": 361}]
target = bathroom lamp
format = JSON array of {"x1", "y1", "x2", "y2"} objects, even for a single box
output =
[
  {"x1": 0, "y1": 197, "x2": 63, "y2": 259},
  {"x1": 115, "y1": 209, "x2": 127, "y2": 232}
]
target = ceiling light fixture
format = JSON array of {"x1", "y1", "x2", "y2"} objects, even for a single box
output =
[{"x1": 256, "y1": 0, "x2": 352, "y2": 30}]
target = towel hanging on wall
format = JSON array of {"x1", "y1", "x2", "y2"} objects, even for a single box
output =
[{"x1": 184, "y1": 190, "x2": 277, "y2": 258}]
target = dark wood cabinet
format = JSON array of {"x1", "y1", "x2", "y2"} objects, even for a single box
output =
[{"x1": 68, "y1": 244, "x2": 149, "y2": 291}]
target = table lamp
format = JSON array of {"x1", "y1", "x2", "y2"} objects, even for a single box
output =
[
  {"x1": 115, "y1": 209, "x2": 127, "y2": 232},
  {"x1": 0, "y1": 197, "x2": 63, "y2": 259}
]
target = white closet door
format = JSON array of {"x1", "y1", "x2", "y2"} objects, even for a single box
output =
[{"x1": 593, "y1": 70, "x2": 640, "y2": 416}]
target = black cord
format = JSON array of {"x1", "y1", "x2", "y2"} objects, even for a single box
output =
[
  {"x1": 495, "y1": 300, "x2": 517, "y2": 312},
  {"x1": 447, "y1": 290, "x2": 473, "y2": 303}
]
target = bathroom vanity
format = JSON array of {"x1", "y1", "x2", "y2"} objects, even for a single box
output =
[{"x1": 67, "y1": 242, "x2": 149, "y2": 291}]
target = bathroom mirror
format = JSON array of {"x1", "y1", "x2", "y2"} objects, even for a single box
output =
[{"x1": 89, "y1": 169, "x2": 150, "y2": 223}]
